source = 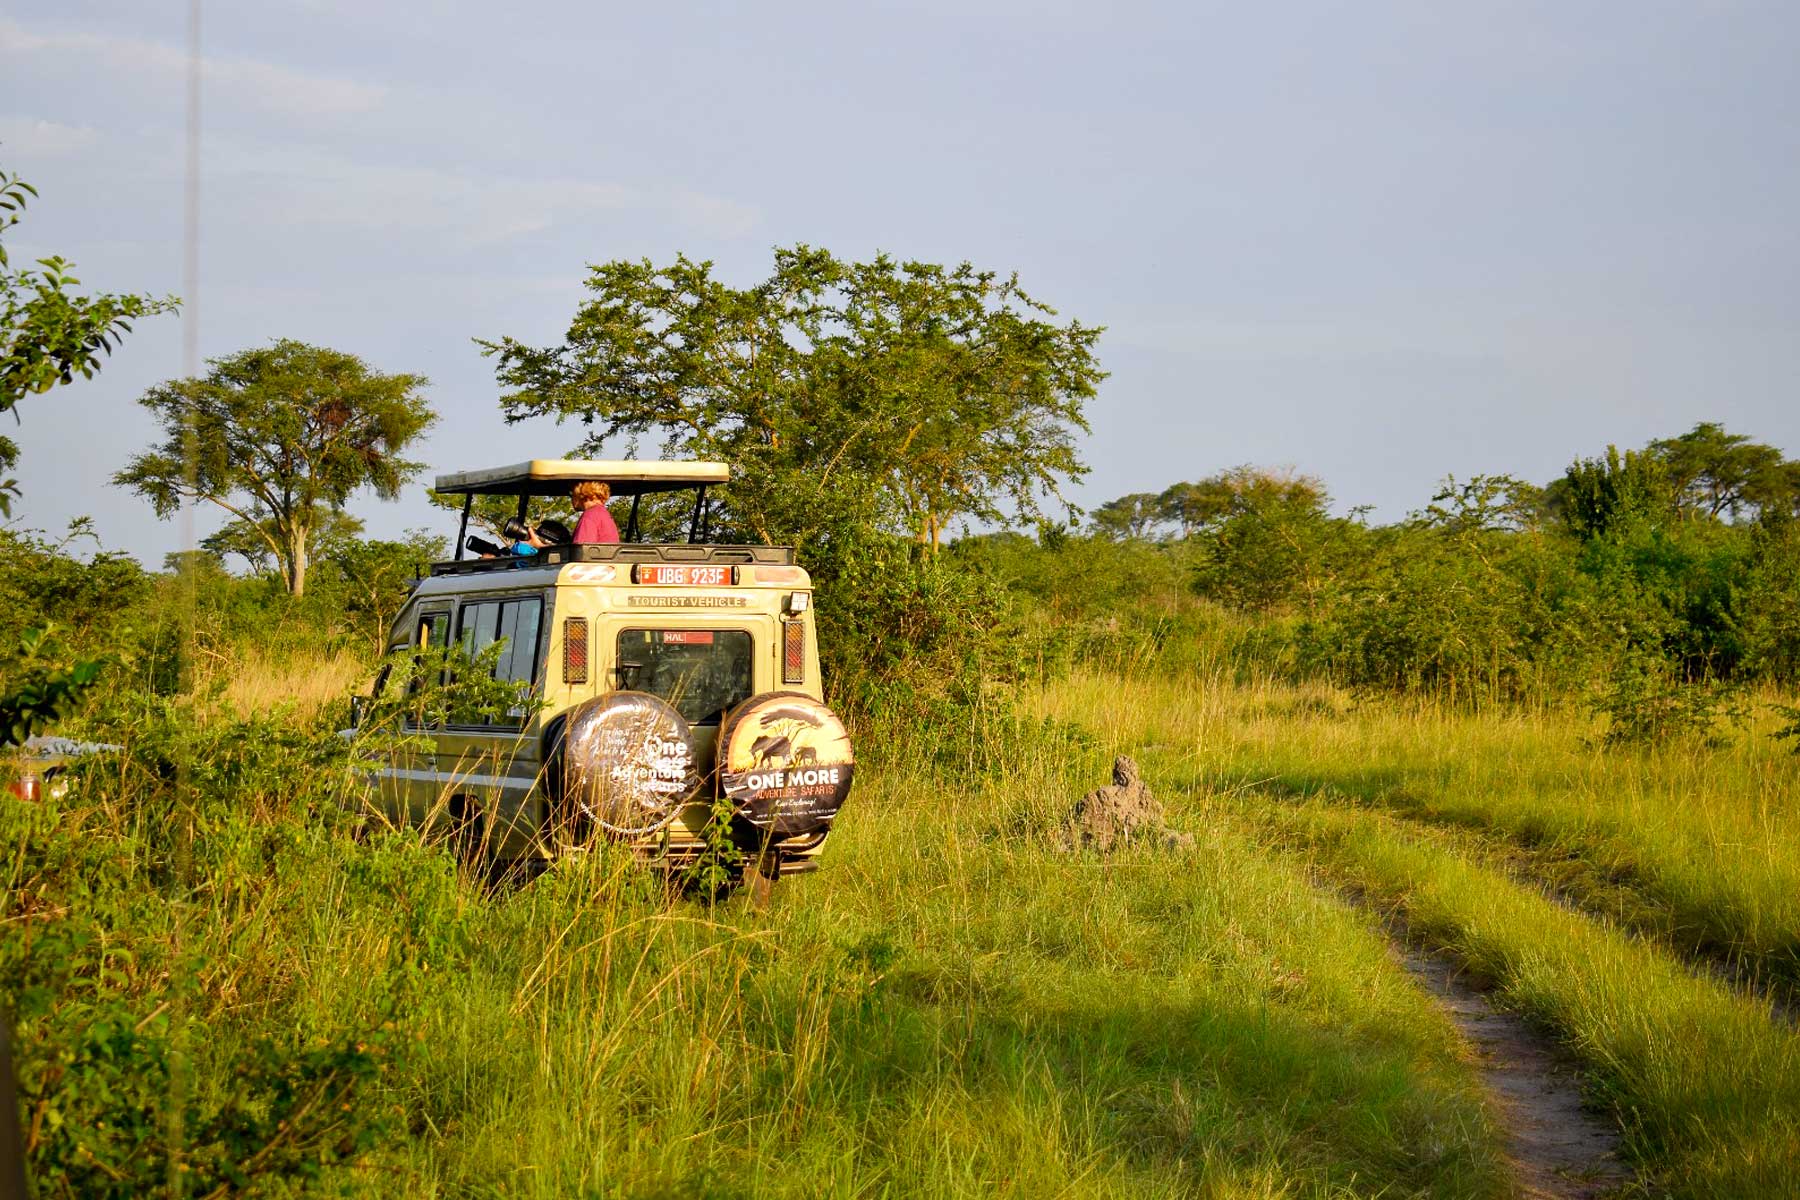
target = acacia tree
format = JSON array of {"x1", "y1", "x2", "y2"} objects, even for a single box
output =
[
  {"x1": 1648, "y1": 422, "x2": 1800, "y2": 521},
  {"x1": 1, "y1": 162, "x2": 178, "y2": 516},
  {"x1": 480, "y1": 246, "x2": 1103, "y2": 552},
  {"x1": 114, "y1": 341, "x2": 435, "y2": 596},
  {"x1": 1089, "y1": 492, "x2": 1165, "y2": 540}
]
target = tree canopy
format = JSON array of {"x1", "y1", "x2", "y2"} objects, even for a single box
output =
[
  {"x1": 0, "y1": 162, "x2": 178, "y2": 516},
  {"x1": 1648, "y1": 422, "x2": 1800, "y2": 521},
  {"x1": 114, "y1": 341, "x2": 436, "y2": 596},
  {"x1": 1089, "y1": 492, "x2": 1164, "y2": 540},
  {"x1": 480, "y1": 246, "x2": 1104, "y2": 551}
]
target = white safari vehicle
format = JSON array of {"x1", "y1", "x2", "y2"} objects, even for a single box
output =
[{"x1": 356, "y1": 459, "x2": 855, "y2": 878}]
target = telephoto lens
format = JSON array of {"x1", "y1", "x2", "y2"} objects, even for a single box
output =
[
  {"x1": 465, "y1": 534, "x2": 505, "y2": 557},
  {"x1": 502, "y1": 517, "x2": 532, "y2": 542}
]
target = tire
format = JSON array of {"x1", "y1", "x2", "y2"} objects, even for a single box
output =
[
  {"x1": 447, "y1": 793, "x2": 486, "y2": 865},
  {"x1": 554, "y1": 691, "x2": 701, "y2": 840},
  {"x1": 717, "y1": 691, "x2": 855, "y2": 840}
]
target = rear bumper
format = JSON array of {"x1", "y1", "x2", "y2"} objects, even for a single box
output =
[{"x1": 354, "y1": 765, "x2": 828, "y2": 872}]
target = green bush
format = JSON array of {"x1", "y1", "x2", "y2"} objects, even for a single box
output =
[
  {"x1": 1588, "y1": 650, "x2": 1747, "y2": 747},
  {"x1": 0, "y1": 702, "x2": 445, "y2": 1197}
]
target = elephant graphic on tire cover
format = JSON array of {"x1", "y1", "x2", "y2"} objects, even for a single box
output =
[{"x1": 750, "y1": 734, "x2": 792, "y2": 768}]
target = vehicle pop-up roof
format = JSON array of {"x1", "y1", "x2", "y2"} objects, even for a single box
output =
[
  {"x1": 434, "y1": 459, "x2": 729, "y2": 498},
  {"x1": 435, "y1": 459, "x2": 738, "y2": 568}
]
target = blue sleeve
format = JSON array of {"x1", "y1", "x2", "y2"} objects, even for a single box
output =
[{"x1": 511, "y1": 542, "x2": 538, "y2": 557}]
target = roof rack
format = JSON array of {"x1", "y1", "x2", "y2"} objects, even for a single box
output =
[{"x1": 428, "y1": 542, "x2": 794, "y2": 577}]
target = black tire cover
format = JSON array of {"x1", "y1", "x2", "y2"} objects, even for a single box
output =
[
  {"x1": 559, "y1": 691, "x2": 700, "y2": 837},
  {"x1": 718, "y1": 691, "x2": 855, "y2": 836}
]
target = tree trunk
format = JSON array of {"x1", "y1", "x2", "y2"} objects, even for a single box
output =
[
  {"x1": 286, "y1": 527, "x2": 309, "y2": 596},
  {"x1": 915, "y1": 511, "x2": 941, "y2": 558}
]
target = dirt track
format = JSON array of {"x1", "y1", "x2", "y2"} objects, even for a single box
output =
[{"x1": 1397, "y1": 949, "x2": 1630, "y2": 1199}]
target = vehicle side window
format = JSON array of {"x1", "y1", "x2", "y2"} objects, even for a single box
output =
[
  {"x1": 616, "y1": 629, "x2": 753, "y2": 726},
  {"x1": 407, "y1": 611, "x2": 452, "y2": 696},
  {"x1": 457, "y1": 596, "x2": 544, "y2": 686}
]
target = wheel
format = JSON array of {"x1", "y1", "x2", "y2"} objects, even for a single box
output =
[
  {"x1": 744, "y1": 857, "x2": 778, "y2": 908},
  {"x1": 717, "y1": 691, "x2": 856, "y2": 842},
  {"x1": 552, "y1": 692, "x2": 700, "y2": 842},
  {"x1": 447, "y1": 794, "x2": 487, "y2": 866}
]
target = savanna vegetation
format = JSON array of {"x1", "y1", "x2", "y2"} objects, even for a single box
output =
[{"x1": 6, "y1": 161, "x2": 1800, "y2": 1196}]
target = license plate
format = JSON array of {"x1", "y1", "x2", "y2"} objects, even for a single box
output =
[{"x1": 633, "y1": 564, "x2": 737, "y2": 586}]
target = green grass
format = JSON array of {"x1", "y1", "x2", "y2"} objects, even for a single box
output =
[
  {"x1": 19, "y1": 659, "x2": 1800, "y2": 1196},
  {"x1": 1037, "y1": 669, "x2": 1800, "y2": 1197},
  {"x1": 1038, "y1": 670, "x2": 1800, "y2": 1003},
  {"x1": 5, "y1": 697, "x2": 1508, "y2": 1198},
  {"x1": 392, "y1": 794, "x2": 1504, "y2": 1197}
]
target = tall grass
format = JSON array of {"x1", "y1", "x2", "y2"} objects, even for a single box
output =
[
  {"x1": 1040, "y1": 667, "x2": 1800, "y2": 1197},
  {"x1": 1038, "y1": 669, "x2": 1800, "y2": 1000},
  {"x1": 4, "y1": 667, "x2": 1510, "y2": 1198},
  {"x1": 197, "y1": 643, "x2": 369, "y2": 720},
  {"x1": 34, "y1": 640, "x2": 1800, "y2": 1195}
]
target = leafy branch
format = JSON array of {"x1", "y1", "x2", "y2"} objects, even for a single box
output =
[
  {"x1": 1, "y1": 626, "x2": 104, "y2": 748},
  {"x1": 1, "y1": 163, "x2": 179, "y2": 517}
]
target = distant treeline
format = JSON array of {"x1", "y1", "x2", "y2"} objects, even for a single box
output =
[
  {"x1": 9, "y1": 421, "x2": 1798, "y2": 753},
  {"x1": 956, "y1": 422, "x2": 1800, "y2": 741}
]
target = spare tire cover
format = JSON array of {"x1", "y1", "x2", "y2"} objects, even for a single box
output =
[
  {"x1": 559, "y1": 691, "x2": 699, "y2": 836},
  {"x1": 718, "y1": 691, "x2": 855, "y2": 835}
]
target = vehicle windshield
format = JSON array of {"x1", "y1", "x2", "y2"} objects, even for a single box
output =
[{"x1": 616, "y1": 628, "x2": 753, "y2": 725}]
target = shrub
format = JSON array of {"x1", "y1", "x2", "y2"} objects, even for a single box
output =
[
  {"x1": 1, "y1": 702, "x2": 442, "y2": 1197},
  {"x1": 1588, "y1": 650, "x2": 1746, "y2": 747}
]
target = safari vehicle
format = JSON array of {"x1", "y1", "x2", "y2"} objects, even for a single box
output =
[{"x1": 354, "y1": 459, "x2": 854, "y2": 878}]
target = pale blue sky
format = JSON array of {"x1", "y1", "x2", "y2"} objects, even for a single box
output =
[{"x1": 4, "y1": 1, "x2": 1797, "y2": 560}]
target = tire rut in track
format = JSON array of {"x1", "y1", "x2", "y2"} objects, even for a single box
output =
[
  {"x1": 1397, "y1": 947, "x2": 1631, "y2": 1200},
  {"x1": 1359, "y1": 803, "x2": 1800, "y2": 1027}
]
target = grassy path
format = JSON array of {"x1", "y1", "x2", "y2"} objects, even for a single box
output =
[
  {"x1": 1038, "y1": 670, "x2": 1800, "y2": 1198},
  {"x1": 382, "y1": 756, "x2": 1513, "y2": 1197},
  {"x1": 1295, "y1": 799, "x2": 1798, "y2": 1024},
  {"x1": 1391, "y1": 947, "x2": 1628, "y2": 1199},
  {"x1": 1259, "y1": 800, "x2": 1800, "y2": 1198}
]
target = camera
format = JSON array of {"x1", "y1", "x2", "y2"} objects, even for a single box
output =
[
  {"x1": 465, "y1": 534, "x2": 505, "y2": 557},
  {"x1": 501, "y1": 516, "x2": 531, "y2": 542}
]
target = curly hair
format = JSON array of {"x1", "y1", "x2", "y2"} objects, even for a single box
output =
[{"x1": 572, "y1": 480, "x2": 611, "y2": 508}]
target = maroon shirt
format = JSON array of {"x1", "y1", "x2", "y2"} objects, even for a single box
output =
[{"x1": 573, "y1": 502, "x2": 620, "y2": 543}]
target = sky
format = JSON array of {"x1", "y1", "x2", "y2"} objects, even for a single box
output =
[{"x1": 4, "y1": 1, "x2": 1798, "y2": 564}]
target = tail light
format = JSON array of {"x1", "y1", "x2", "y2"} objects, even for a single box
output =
[
  {"x1": 563, "y1": 618, "x2": 589, "y2": 685},
  {"x1": 782, "y1": 620, "x2": 805, "y2": 685}
]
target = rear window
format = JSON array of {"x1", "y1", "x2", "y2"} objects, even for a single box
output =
[{"x1": 617, "y1": 628, "x2": 753, "y2": 725}]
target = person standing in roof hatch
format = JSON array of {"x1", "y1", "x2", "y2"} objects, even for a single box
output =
[{"x1": 572, "y1": 480, "x2": 621, "y2": 543}]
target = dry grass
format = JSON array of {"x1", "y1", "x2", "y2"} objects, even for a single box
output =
[{"x1": 198, "y1": 644, "x2": 370, "y2": 722}]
